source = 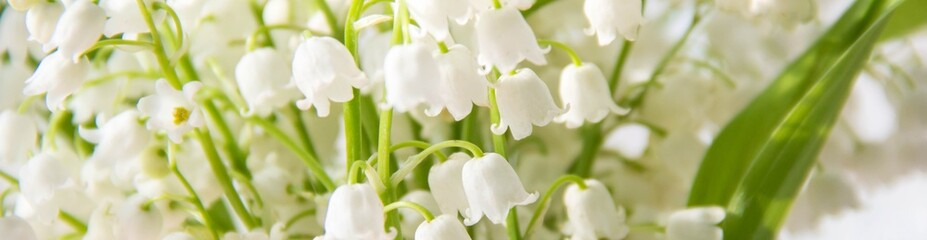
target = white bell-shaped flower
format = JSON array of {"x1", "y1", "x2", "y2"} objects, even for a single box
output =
[
  {"x1": 844, "y1": 75, "x2": 896, "y2": 144},
  {"x1": 0, "y1": 111, "x2": 37, "y2": 169},
  {"x1": 79, "y1": 111, "x2": 151, "y2": 186},
  {"x1": 23, "y1": 51, "x2": 90, "y2": 111},
  {"x1": 428, "y1": 153, "x2": 472, "y2": 219},
  {"x1": 415, "y1": 214, "x2": 472, "y2": 240},
  {"x1": 399, "y1": 190, "x2": 440, "y2": 239},
  {"x1": 470, "y1": 0, "x2": 535, "y2": 11},
  {"x1": 18, "y1": 152, "x2": 79, "y2": 206},
  {"x1": 556, "y1": 63, "x2": 628, "y2": 128},
  {"x1": 563, "y1": 179, "x2": 629, "y2": 240},
  {"x1": 603, "y1": 123, "x2": 650, "y2": 160},
  {"x1": 384, "y1": 43, "x2": 443, "y2": 114},
  {"x1": 475, "y1": 7, "x2": 547, "y2": 73},
  {"x1": 317, "y1": 183, "x2": 396, "y2": 240},
  {"x1": 491, "y1": 68, "x2": 561, "y2": 140},
  {"x1": 292, "y1": 36, "x2": 368, "y2": 117},
  {"x1": 666, "y1": 206, "x2": 725, "y2": 240},
  {"x1": 461, "y1": 153, "x2": 538, "y2": 225},
  {"x1": 48, "y1": 0, "x2": 106, "y2": 61},
  {"x1": 115, "y1": 195, "x2": 164, "y2": 240},
  {"x1": 8, "y1": 0, "x2": 41, "y2": 11},
  {"x1": 407, "y1": 0, "x2": 471, "y2": 41},
  {"x1": 137, "y1": 79, "x2": 205, "y2": 143},
  {"x1": 583, "y1": 0, "x2": 643, "y2": 45},
  {"x1": 25, "y1": 2, "x2": 63, "y2": 56},
  {"x1": 100, "y1": 0, "x2": 150, "y2": 36},
  {"x1": 0, "y1": 217, "x2": 37, "y2": 240},
  {"x1": 432, "y1": 45, "x2": 489, "y2": 121},
  {"x1": 0, "y1": 7, "x2": 29, "y2": 64},
  {"x1": 236, "y1": 48, "x2": 299, "y2": 117}
]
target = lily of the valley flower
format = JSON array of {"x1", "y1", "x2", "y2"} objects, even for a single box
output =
[
  {"x1": 583, "y1": 0, "x2": 643, "y2": 45},
  {"x1": 475, "y1": 7, "x2": 547, "y2": 73},
  {"x1": 462, "y1": 153, "x2": 538, "y2": 225},
  {"x1": 48, "y1": 0, "x2": 106, "y2": 61},
  {"x1": 25, "y1": 2, "x2": 63, "y2": 52},
  {"x1": 563, "y1": 179, "x2": 629, "y2": 240},
  {"x1": 115, "y1": 195, "x2": 164, "y2": 240},
  {"x1": 429, "y1": 153, "x2": 472, "y2": 219},
  {"x1": 415, "y1": 214, "x2": 472, "y2": 240},
  {"x1": 293, "y1": 36, "x2": 368, "y2": 117},
  {"x1": 0, "y1": 111, "x2": 37, "y2": 168},
  {"x1": 556, "y1": 63, "x2": 628, "y2": 128},
  {"x1": 384, "y1": 43, "x2": 443, "y2": 114},
  {"x1": 317, "y1": 183, "x2": 396, "y2": 240},
  {"x1": 236, "y1": 48, "x2": 298, "y2": 117},
  {"x1": 407, "y1": 0, "x2": 471, "y2": 41},
  {"x1": 23, "y1": 51, "x2": 90, "y2": 112},
  {"x1": 492, "y1": 68, "x2": 561, "y2": 140},
  {"x1": 666, "y1": 206, "x2": 726, "y2": 240},
  {"x1": 432, "y1": 45, "x2": 490, "y2": 120},
  {"x1": 137, "y1": 79, "x2": 204, "y2": 143}
]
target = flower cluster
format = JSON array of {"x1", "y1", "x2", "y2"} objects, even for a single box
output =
[{"x1": 1, "y1": 0, "x2": 924, "y2": 239}]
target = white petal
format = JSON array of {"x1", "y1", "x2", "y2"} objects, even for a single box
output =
[
  {"x1": 603, "y1": 123, "x2": 650, "y2": 160},
  {"x1": 493, "y1": 69, "x2": 561, "y2": 140},
  {"x1": 384, "y1": 43, "x2": 443, "y2": 113},
  {"x1": 429, "y1": 153, "x2": 472, "y2": 218},
  {"x1": 415, "y1": 215, "x2": 472, "y2": 240},
  {"x1": 462, "y1": 153, "x2": 537, "y2": 225},
  {"x1": 475, "y1": 7, "x2": 547, "y2": 73},
  {"x1": 563, "y1": 180, "x2": 629, "y2": 240},
  {"x1": 556, "y1": 63, "x2": 627, "y2": 128},
  {"x1": 50, "y1": 0, "x2": 105, "y2": 61},
  {"x1": 667, "y1": 207, "x2": 726, "y2": 240},
  {"x1": 293, "y1": 37, "x2": 368, "y2": 117}
]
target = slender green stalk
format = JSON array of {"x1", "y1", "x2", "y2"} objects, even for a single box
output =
[
  {"x1": 383, "y1": 201, "x2": 435, "y2": 222},
  {"x1": 195, "y1": 129, "x2": 256, "y2": 229},
  {"x1": 608, "y1": 40, "x2": 634, "y2": 92},
  {"x1": 488, "y1": 87, "x2": 506, "y2": 156},
  {"x1": 537, "y1": 39, "x2": 582, "y2": 66},
  {"x1": 82, "y1": 39, "x2": 154, "y2": 56},
  {"x1": 314, "y1": 0, "x2": 343, "y2": 41},
  {"x1": 202, "y1": 102, "x2": 251, "y2": 179},
  {"x1": 43, "y1": 110, "x2": 71, "y2": 150},
  {"x1": 343, "y1": 0, "x2": 366, "y2": 178},
  {"x1": 624, "y1": 12, "x2": 702, "y2": 108},
  {"x1": 283, "y1": 208, "x2": 317, "y2": 230},
  {"x1": 491, "y1": 0, "x2": 502, "y2": 9},
  {"x1": 390, "y1": 141, "x2": 448, "y2": 161},
  {"x1": 377, "y1": 107, "x2": 394, "y2": 185},
  {"x1": 58, "y1": 210, "x2": 87, "y2": 233},
  {"x1": 289, "y1": 105, "x2": 320, "y2": 162},
  {"x1": 248, "y1": 0, "x2": 276, "y2": 48},
  {"x1": 152, "y1": 2, "x2": 185, "y2": 46},
  {"x1": 168, "y1": 143, "x2": 220, "y2": 240},
  {"x1": 248, "y1": 117, "x2": 336, "y2": 191},
  {"x1": 136, "y1": 0, "x2": 182, "y2": 88},
  {"x1": 0, "y1": 170, "x2": 18, "y2": 187},
  {"x1": 390, "y1": 140, "x2": 484, "y2": 186},
  {"x1": 524, "y1": 175, "x2": 587, "y2": 238}
]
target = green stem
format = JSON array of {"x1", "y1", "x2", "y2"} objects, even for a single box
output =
[
  {"x1": 82, "y1": 71, "x2": 159, "y2": 88},
  {"x1": 168, "y1": 143, "x2": 220, "y2": 240},
  {"x1": 248, "y1": 117, "x2": 336, "y2": 191},
  {"x1": 82, "y1": 39, "x2": 154, "y2": 56},
  {"x1": 202, "y1": 102, "x2": 251, "y2": 179},
  {"x1": 152, "y1": 2, "x2": 185, "y2": 46},
  {"x1": 488, "y1": 87, "x2": 506, "y2": 156},
  {"x1": 343, "y1": 0, "x2": 365, "y2": 180},
  {"x1": 491, "y1": 0, "x2": 502, "y2": 9},
  {"x1": 136, "y1": 0, "x2": 182, "y2": 88},
  {"x1": 383, "y1": 201, "x2": 435, "y2": 222},
  {"x1": 608, "y1": 40, "x2": 634, "y2": 92},
  {"x1": 624, "y1": 11, "x2": 702, "y2": 109},
  {"x1": 58, "y1": 210, "x2": 87, "y2": 233},
  {"x1": 195, "y1": 129, "x2": 256, "y2": 229},
  {"x1": 537, "y1": 39, "x2": 582, "y2": 66},
  {"x1": 283, "y1": 208, "x2": 317, "y2": 230},
  {"x1": 289, "y1": 105, "x2": 320, "y2": 162},
  {"x1": 0, "y1": 170, "x2": 18, "y2": 187},
  {"x1": 390, "y1": 140, "x2": 484, "y2": 186},
  {"x1": 314, "y1": 0, "x2": 343, "y2": 41},
  {"x1": 524, "y1": 175, "x2": 587, "y2": 238},
  {"x1": 348, "y1": 160, "x2": 368, "y2": 184},
  {"x1": 43, "y1": 110, "x2": 71, "y2": 150},
  {"x1": 390, "y1": 141, "x2": 448, "y2": 161},
  {"x1": 248, "y1": 0, "x2": 276, "y2": 49},
  {"x1": 377, "y1": 107, "x2": 394, "y2": 185},
  {"x1": 361, "y1": 0, "x2": 391, "y2": 12},
  {"x1": 522, "y1": 0, "x2": 556, "y2": 16}
]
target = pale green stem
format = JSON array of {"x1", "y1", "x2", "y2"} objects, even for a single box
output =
[
  {"x1": 136, "y1": 0, "x2": 182, "y2": 88},
  {"x1": 383, "y1": 201, "x2": 435, "y2": 222},
  {"x1": 168, "y1": 143, "x2": 220, "y2": 240},
  {"x1": 152, "y1": 2, "x2": 184, "y2": 46},
  {"x1": 58, "y1": 210, "x2": 87, "y2": 233},
  {"x1": 248, "y1": 117, "x2": 336, "y2": 191},
  {"x1": 82, "y1": 39, "x2": 154, "y2": 56},
  {"x1": 390, "y1": 141, "x2": 448, "y2": 161},
  {"x1": 537, "y1": 39, "x2": 582, "y2": 66},
  {"x1": 390, "y1": 140, "x2": 484, "y2": 186},
  {"x1": 524, "y1": 175, "x2": 587, "y2": 238},
  {"x1": 195, "y1": 129, "x2": 257, "y2": 229},
  {"x1": 377, "y1": 107, "x2": 394, "y2": 185}
]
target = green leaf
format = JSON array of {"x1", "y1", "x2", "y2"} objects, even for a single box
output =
[
  {"x1": 879, "y1": 0, "x2": 927, "y2": 41},
  {"x1": 686, "y1": 0, "x2": 904, "y2": 239}
]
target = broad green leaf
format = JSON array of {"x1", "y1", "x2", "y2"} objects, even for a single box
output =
[
  {"x1": 879, "y1": 0, "x2": 927, "y2": 41},
  {"x1": 687, "y1": 0, "x2": 904, "y2": 238}
]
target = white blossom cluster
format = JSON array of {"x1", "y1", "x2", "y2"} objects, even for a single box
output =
[{"x1": 0, "y1": 0, "x2": 925, "y2": 239}]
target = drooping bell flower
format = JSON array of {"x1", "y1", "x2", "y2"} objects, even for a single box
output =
[
  {"x1": 292, "y1": 36, "x2": 368, "y2": 117},
  {"x1": 236, "y1": 48, "x2": 298, "y2": 117},
  {"x1": 407, "y1": 0, "x2": 471, "y2": 41},
  {"x1": 0, "y1": 7, "x2": 29, "y2": 64},
  {"x1": 0, "y1": 111, "x2": 37, "y2": 169},
  {"x1": 415, "y1": 214, "x2": 472, "y2": 240},
  {"x1": 23, "y1": 51, "x2": 90, "y2": 112},
  {"x1": 491, "y1": 68, "x2": 561, "y2": 140},
  {"x1": 461, "y1": 153, "x2": 538, "y2": 225},
  {"x1": 474, "y1": 7, "x2": 547, "y2": 73},
  {"x1": 556, "y1": 63, "x2": 628, "y2": 128},
  {"x1": 25, "y1": 2, "x2": 63, "y2": 56},
  {"x1": 384, "y1": 42, "x2": 443, "y2": 114},
  {"x1": 100, "y1": 0, "x2": 151, "y2": 36},
  {"x1": 563, "y1": 179, "x2": 629, "y2": 240},
  {"x1": 429, "y1": 153, "x2": 472, "y2": 219},
  {"x1": 317, "y1": 183, "x2": 396, "y2": 240},
  {"x1": 137, "y1": 79, "x2": 204, "y2": 143},
  {"x1": 48, "y1": 0, "x2": 106, "y2": 61},
  {"x1": 431, "y1": 45, "x2": 489, "y2": 121},
  {"x1": 666, "y1": 206, "x2": 725, "y2": 240},
  {"x1": 603, "y1": 123, "x2": 650, "y2": 160},
  {"x1": 583, "y1": 0, "x2": 643, "y2": 45},
  {"x1": 114, "y1": 195, "x2": 164, "y2": 240}
]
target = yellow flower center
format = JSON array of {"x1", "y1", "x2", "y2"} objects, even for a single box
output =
[{"x1": 172, "y1": 107, "x2": 191, "y2": 125}]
